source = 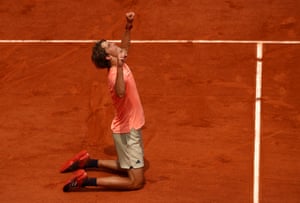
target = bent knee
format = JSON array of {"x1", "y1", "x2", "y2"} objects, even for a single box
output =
[
  {"x1": 130, "y1": 178, "x2": 145, "y2": 190},
  {"x1": 128, "y1": 167, "x2": 145, "y2": 190}
]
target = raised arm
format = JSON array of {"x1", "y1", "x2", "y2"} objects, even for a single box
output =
[
  {"x1": 115, "y1": 12, "x2": 135, "y2": 98},
  {"x1": 121, "y1": 12, "x2": 135, "y2": 51}
]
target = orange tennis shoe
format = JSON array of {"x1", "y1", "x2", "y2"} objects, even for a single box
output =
[
  {"x1": 63, "y1": 169, "x2": 88, "y2": 192},
  {"x1": 60, "y1": 150, "x2": 90, "y2": 173}
]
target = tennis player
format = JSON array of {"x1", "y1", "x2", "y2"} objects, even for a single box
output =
[{"x1": 60, "y1": 11, "x2": 146, "y2": 191}]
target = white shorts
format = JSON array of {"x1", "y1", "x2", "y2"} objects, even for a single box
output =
[{"x1": 113, "y1": 128, "x2": 144, "y2": 169}]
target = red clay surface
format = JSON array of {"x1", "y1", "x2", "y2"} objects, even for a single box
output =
[{"x1": 0, "y1": 1, "x2": 299, "y2": 202}]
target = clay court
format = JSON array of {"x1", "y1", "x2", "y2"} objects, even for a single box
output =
[{"x1": 0, "y1": 1, "x2": 300, "y2": 202}]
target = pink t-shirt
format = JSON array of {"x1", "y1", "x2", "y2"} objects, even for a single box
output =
[{"x1": 107, "y1": 63, "x2": 145, "y2": 133}]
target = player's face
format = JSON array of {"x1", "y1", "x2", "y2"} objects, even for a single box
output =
[{"x1": 101, "y1": 41, "x2": 121, "y2": 57}]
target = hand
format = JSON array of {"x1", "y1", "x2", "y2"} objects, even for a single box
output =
[
  {"x1": 126, "y1": 12, "x2": 135, "y2": 23},
  {"x1": 117, "y1": 49, "x2": 128, "y2": 67}
]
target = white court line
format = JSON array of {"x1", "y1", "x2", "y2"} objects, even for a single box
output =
[
  {"x1": 1, "y1": 39, "x2": 300, "y2": 44},
  {"x1": 254, "y1": 43, "x2": 263, "y2": 203}
]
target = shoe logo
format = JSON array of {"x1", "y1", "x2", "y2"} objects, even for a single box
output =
[
  {"x1": 136, "y1": 160, "x2": 141, "y2": 164},
  {"x1": 71, "y1": 181, "x2": 78, "y2": 187}
]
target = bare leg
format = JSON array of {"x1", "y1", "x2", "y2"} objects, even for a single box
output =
[
  {"x1": 96, "y1": 167, "x2": 145, "y2": 190},
  {"x1": 98, "y1": 160, "x2": 126, "y2": 172}
]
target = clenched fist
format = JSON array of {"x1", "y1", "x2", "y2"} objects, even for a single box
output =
[
  {"x1": 117, "y1": 49, "x2": 128, "y2": 67},
  {"x1": 126, "y1": 12, "x2": 135, "y2": 23}
]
